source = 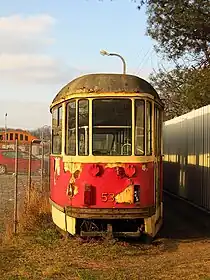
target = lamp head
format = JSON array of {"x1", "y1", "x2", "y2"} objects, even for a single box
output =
[{"x1": 100, "y1": 49, "x2": 110, "y2": 56}]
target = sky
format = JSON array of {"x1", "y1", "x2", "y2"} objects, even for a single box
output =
[{"x1": 0, "y1": 0, "x2": 167, "y2": 130}]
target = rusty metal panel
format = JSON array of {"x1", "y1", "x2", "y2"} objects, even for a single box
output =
[{"x1": 163, "y1": 105, "x2": 210, "y2": 212}]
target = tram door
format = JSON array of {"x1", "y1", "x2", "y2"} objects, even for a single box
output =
[{"x1": 154, "y1": 106, "x2": 162, "y2": 218}]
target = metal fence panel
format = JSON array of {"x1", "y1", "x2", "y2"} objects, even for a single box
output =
[
  {"x1": 0, "y1": 141, "x2": 50, "y2": 236},
  {"x1": 163, "y1": 105, "x2": 210, "y2": 212}
]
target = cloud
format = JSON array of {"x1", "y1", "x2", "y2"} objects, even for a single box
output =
[
  {"x1": 0, "y1": 100, "x2": 51, "y2": 129},
  {"x1": 0, "y1": 53, "x2": 81, "y2": 84},
  {"x1": 0, "y1": 14, "x2": 55, "y2": 54},
  {"x1": 0, "y1": 54, "x2": 54, "y2": 70},
  {"x1": 0, "y1": 14, "x2": 78, "y2": 85},
  {"x1": 0, "y1": 14, "x2": 55, "y2": 34}
]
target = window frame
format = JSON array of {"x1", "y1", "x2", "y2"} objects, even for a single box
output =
[
  {"x1": 135, "y1": 99, "x2": 145, "y2": 156},
  {"x1": 92, "y1": 98, "x2": 132, "y2": 156},
  {"x1": 63, "y1": 97, "x2": 156, "y2": 157},
  {"x1": 78, "y1": 99, "x2": 89, "y2": 156},
  {"x1": 146, "y1": 101, "x2": 152, "y2": 156},
  {"x1": 52, "y1": 105, "x2": 63, "y2": 155},
  {"x1": 155, "y1": 105, "x2": 162, "y2": 156},
  {"x1": 2, "y1": 151, "x2": 16, "y2": 158},
  {"x1": 65, "y1": 100, "x2": 76, "y2": 156},
  {"x1": 10, "y1": 133, "x2": 13, "y2": 141}
]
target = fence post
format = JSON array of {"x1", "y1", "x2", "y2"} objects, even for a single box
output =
[
  {"x1": 27, "y1": 141, "x2": 32, "y2": 203},
  {"x1": 48, "y1": 141, "x2": 51, "y2": 190},
  {"x1": 41, "y1": 139, "x2": 44, "y2": 191},
  {"x1": 13, "y1": 139, "x2": 18, "y2": 234}
]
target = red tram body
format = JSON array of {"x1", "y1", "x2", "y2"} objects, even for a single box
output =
[{"x1": 49, "y1": 74, "x2": 164, "y2": 239}]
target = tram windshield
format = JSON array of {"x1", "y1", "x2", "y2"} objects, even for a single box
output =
[
  {"x1": 64, "y1": 98, "x2": 149, "y2": 157},
  {"x1": 92, "y1": 99, "x2": 132, "y2": 155}
]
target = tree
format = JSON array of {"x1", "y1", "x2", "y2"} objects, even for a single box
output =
[
  {"x1": 103, "y1": 1, "x2": 210, "y2": 118},
  {"x1": 150, "y1": 66, "x2": 210, "y2": 120},
  {"x1": 30, "y1": 126, "x2": 51, "y2": 141},
  {"x1": 137, "y1": 0, "x2": 210, "y2": 118},
  {"x1": 140, "y1": 0, "x2": 210, "y2": 66}
]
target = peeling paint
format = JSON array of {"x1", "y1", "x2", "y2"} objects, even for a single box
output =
[
  {"x1": 64, "y1": 162, "x2": 82, "y2": 174},
  {"x1": 115, "y1": 185, "x2": 134, "y2": 204},
  {"x1": 67, "y1": 183, "x2": 79, "y2": 198},
  {"x1": 51, "y1": 157, "x2": 155, "y2": 208},
  {"x1": 54, "y1": 157, "x2": 61, "y2": 185},
  {"x1": 105, "y1": 163, "x2": 125, "y2": 168}
]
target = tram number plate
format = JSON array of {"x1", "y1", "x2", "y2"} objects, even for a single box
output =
[{"x1": 101, "y1": 193, "x2": 115, "y2": 202}]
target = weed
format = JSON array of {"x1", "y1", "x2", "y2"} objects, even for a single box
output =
[
  {"x1": 2, "y1": 184, "x2": 51, "y2": 243},
  {"x1": 76, "y1": 269, "x2": 100, "y2": 280},
  {"x1": 34, "y1": 228, "x2": 61, "y2": 246}
]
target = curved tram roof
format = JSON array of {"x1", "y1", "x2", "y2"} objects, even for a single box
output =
[{"x1": 52, "y1": 73, "x2": 161, "y2": 106}]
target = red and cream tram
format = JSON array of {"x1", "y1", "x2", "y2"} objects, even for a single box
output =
[{"x1": 49, "y1": 73, "x2": 164, "y2": 240}]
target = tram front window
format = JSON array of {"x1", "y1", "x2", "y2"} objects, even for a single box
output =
[{"x1": 92, "y1": 99, "x2": 132, "y2": 156}]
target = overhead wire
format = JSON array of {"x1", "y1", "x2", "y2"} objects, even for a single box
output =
[{"x1": 135, "y1": 46, "x2": 154, "y2": 76}]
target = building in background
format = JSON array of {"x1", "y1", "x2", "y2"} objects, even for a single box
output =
[{"x1": 0, "y1": 129, "x2": 40, "y2": 154}]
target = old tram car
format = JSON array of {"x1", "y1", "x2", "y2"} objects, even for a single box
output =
[{"x1": 49, "y1": 73, "x2": 163, "y2": 239}]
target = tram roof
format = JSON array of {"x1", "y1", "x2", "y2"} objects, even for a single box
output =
[{"x1": 52, "y1": 73, "x2": 160, "y2": 105}]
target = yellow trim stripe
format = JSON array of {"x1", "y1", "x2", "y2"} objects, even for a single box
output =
[
  {"x1": 50, "y1": 92, "x2": 164, "y2": 110},
  {"x1": 61, "y1": 155, "x2": 155, "y2": 163}
]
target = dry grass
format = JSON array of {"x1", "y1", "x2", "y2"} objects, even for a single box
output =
[
  {"x1": 1, "y1": 229, "x2": 210, "y2": 280},
  {"x1": 2, "y1": 184, "x2": 51, "y2": 244},
  {"x1": 18, "y1": 186, "x2": 51, "y2": 232},
  {"x1": 1, "y1": 188, "x2": 210, "y2": 279}
]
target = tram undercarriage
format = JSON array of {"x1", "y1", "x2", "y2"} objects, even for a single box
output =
[{"x1": 50, "y1": 200, "x2": 163, "y2": 240}]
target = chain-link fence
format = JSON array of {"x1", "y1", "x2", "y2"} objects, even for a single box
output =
[{"x1": 0, "y1": 140, "x2": 50, "y2": 236}]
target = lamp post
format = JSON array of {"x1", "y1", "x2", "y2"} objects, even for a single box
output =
[
  {"x1": 4, "y1": 113, "x2": 7, "y2": 146},
  {"x1": 100, "y1": 50, "x2": 126, "y2": 74}
]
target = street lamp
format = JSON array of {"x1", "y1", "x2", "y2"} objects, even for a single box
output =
[
  {"x1": 4, "y1": 113, "x2": 7, "y2": 145},
  {"x1": 100, "y1": 49, "x2": 126, "y2": 74}
]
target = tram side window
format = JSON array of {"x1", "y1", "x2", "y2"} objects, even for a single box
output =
[
  {"x1": 66, "y1": 101, "x2": 76, "y2": 155},
  {"x1": 92, "y1": 99, "x2": 132, "y2": 156},
  {"x1": 78, "y1": 99, "x2": 89, "y2": 155},
  {"x1": 135, "y1": 100, "x2": 145, "y2": 155},
  {"x1": 58, "y1": 106, "x2": 62, "y2": 127},
  {"x1": 155, "y1": 106, "x2": 161, "y2": 155},
  {"x1": 52, "y1": 106, "x2": 62, "y2": 154},
  {"x1": 146, "y1": 101, "x2": 152, "y2": 155}
]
